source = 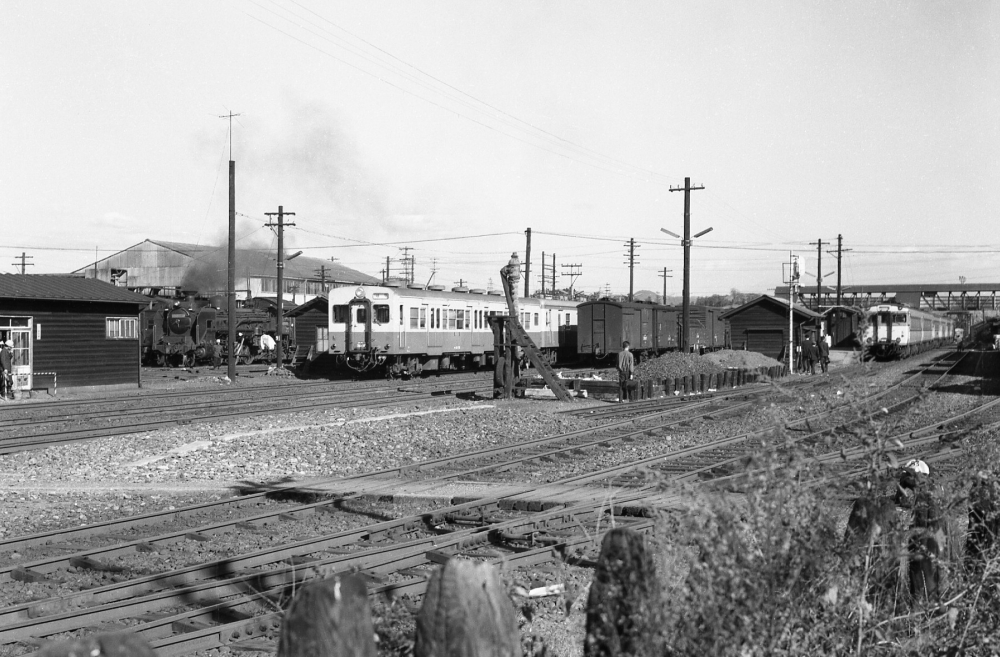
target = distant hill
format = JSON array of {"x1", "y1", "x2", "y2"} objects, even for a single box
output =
[{"x1": 633, "y1": 289, "x2": 682, "y2": 305}]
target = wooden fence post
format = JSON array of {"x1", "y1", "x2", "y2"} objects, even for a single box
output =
[
  {"x1": 414, "y1": 558, "x2": 520, "y2": 657},
  {"x1": 277, "y1": 574, "x2": 376, "y2": 657},
  {"x1": 38, "y1": 633, "x2": 155, "y2": 657},
  {"x1": 584, "y1": 527, "x2": 664, "y2": 657}
]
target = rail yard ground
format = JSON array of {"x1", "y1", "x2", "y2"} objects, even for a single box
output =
[{"x1": 2, "y1": 350, "x2": 1000, "y2": 656}]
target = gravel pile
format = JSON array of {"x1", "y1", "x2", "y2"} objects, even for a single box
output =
[
  {"x1": 595, "y1": 352, "x2": 725, "y2": 382},
  {"x1": 703, "y1": 349, "x2": 784, "y2": 370}
]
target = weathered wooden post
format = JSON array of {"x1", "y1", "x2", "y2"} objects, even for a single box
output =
[
  {"x1": 415, "y1": 558, "x2": 521, "y2": 657},
  {"x1": 967, "y1": 472, "x2": 1000, "y2": 572},
  {"x1": 584, "y1": 527, "x2": 664, "y2": 657},
  {"x1": 277, "y1": 574, "x2": 376, "y2": 657},
  {"x1": 38, "y1": 633, "x2": 155, "y2": 657}
]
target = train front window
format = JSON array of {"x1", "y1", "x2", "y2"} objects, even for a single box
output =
[
  {"x1": 333, "y1": 305, "x2": 348, "y2": 323},
  {"x1": 373, "y1": 304, "x2": 389, "y2": 325},
  {"x1": 356, "y1": 307, "x2": 367, "y2": 324},
  {"x1": 894, "y1": 313, "x2": 907, "y2": 324}
]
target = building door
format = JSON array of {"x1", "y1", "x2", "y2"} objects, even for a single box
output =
[{"x1": 0, "y1": 317, "x2": 32, "y2": 391}]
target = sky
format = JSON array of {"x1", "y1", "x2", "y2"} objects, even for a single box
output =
[{"x1": 2, "y1": 1, "x2": 998, "y2": 298}]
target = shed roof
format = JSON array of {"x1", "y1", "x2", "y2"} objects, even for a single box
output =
[
  {"x1": 76, "y1": 239, "x2": 379, "y2": 285},
  {"x1": 0, "y1": 275, "x2": 151, "y2": 304},
  {"x1": 286, "y1": 295, "x2": 329, "y2": 318},
  {"x1": 719, "y1": 294, "x2": 823, "y2": 321}
]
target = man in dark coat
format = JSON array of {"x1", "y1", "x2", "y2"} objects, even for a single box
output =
[
  {"x1": 802, "y1": 336, "x2": 819, "y2": 375},
  {"x1": 617, "y1": 341, "x2": 635, "y2": 403},
  {"x1": 817, "y1": 334, "x2": 830, "y2": 373},
  {"x1": 0, "y1": 340, "x2": 12, "y2": 400}
]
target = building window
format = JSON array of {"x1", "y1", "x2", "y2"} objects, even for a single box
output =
[
  {"x1": 260, "y1": 278, "x2": 277, "y2": 293},
  {"x1": 106, "y1": 317, "x2": 138, "y2": 339}
]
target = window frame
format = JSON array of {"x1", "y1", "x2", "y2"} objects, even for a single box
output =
[{"x1": 106, "y1": 316, "x2": 139, "y2": 340}]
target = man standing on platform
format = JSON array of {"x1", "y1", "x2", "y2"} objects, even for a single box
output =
[{"x1": 617, "y1": 341, "x2": 634, "y2": 403}]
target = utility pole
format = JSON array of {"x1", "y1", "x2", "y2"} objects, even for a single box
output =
[
  {"x1": 551, "y1": 254, "x2": 556, "y2": 296},
  {"x1": 623, "y1": 238, "x2": 639, "y2": 301},
  {"x1": 659, "y1": 267, "x2": 673, "y2": 304},
  {"x1": 666, "y1": 177, "x2": 707, "y2": 352},
  {"x1": 541, "y1": 251, "x2": 546, "y2": 297},
  {"x1": 834, "y1": 234, "x2": 850, "y2": 306},
  {"x1": 561, "y1": 264, "x2": 582, "y2": 300},
  {"x1": 524, "y1": 228, "x2": 532, "y2": 297},
  {"x1": 383, "y1": 256, "x2": 392, "y2": 283},
  {"x1": 264, "y1": 206, "x2": 295, "y2": 368},
  {"x1": 399, "y1": 247, "x2": 415, "y2": 284},
  {"x1": 787, "y1": 254, "x2": 801, "y2": 373},
  {"x1": 220, "y1": 111, "x2": 240, "y2": 382},
  {"x1": 426, "y1": 258, "x2": 438, "y2": 287},
  {"x1": 810, "y1": 238, "x2": 825, "y2": 308},
  {"x1": 315, "y1": 265, "x2": 329, "y2": 293},
  {"x1": 11, "y1": 252, "x2": 33, "y2": 275}
]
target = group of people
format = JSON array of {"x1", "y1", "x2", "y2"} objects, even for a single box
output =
[{"x1": 797, "y1": 333, "x2": 831, "y2": 375}]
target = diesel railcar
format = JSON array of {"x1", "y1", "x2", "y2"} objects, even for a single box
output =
[
  {"x1": 326, "y1": 284, "x2": 579, "y2": 376},
  {"x1": 576, "y1": 299, "x2": 729, "y2": 362},
  {"x1": 861, "y1": 303, "x2": 954, "y2": 359}
]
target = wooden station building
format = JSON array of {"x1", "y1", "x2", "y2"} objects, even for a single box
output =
[
  {"x1": 720, "y1": 295, "x2": 823, "y2": 361},
  {"x1": 0, "y1": 275, "x2": 151, "y2": 393}
]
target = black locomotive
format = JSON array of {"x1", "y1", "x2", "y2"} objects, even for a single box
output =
[{"x1": 141, "y1": 296, "x2": 294, "y2": 367}]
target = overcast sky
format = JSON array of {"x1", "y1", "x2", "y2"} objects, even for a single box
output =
[{"x1": 2, "y1": 1, "x2": 997, "y2": 297}]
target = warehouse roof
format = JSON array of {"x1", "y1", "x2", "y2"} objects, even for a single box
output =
[
  {"x1": 719, "y1": 294, "x2": 823, "y2": 320},
  {"x1": 0, "y1": 275, "x2": 151, "y2": 304}
]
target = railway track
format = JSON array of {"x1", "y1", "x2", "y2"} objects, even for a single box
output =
[
  {"x1": 0, "y1": 374, "x2": 496, "y2": 455},
  {"x1": 2, "y1": 349, "x2": 993, "y2": 656}
]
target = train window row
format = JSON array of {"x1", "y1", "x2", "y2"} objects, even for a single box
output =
[{"x1": 335, "y1": 303, "x2": 570, "y2": 331}]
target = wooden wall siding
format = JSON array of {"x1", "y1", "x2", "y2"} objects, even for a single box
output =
[
  {"x1": 295, "y1": 309, "x2": 327, "y2": 348},
  {"x1": 1, "y1": 300, "x2": 140, "y2": 388}
]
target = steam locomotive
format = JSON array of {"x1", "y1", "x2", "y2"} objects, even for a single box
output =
[{"x1": 141, "y1": 296, "x2": 294, "y2": 367}]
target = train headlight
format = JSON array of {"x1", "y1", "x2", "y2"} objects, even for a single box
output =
[
  {"x1": 355, "y1": 341, "x2": 367, "y2": 350},
  {"x1": 895, "y1": 338, "x2": 901, "y2": 344},
  {"x1": 354, "y1": 287, "x2": 366, "y2": 299},
  {"x1": 382, "y1": 343, "x2": 390, "y2": 351}
]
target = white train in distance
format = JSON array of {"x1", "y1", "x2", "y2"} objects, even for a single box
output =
[
  {"x1": 326, "y1": 284, "x2": 579, "y2": 376},
  {"x1": 861, "y1": 302, "x2": 955, "y2": 360}
]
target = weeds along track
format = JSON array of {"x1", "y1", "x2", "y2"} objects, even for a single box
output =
[{"x1": 0, "y1": 374, "x2": 494, "y2": 455}]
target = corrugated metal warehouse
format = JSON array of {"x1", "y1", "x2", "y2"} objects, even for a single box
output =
[
  {"x1": 0, "y1": 275, "x2": 151, "y2": 393},
  {"x1": 720, "y1": 295, "x2": 823, "y2": 361},
  {"x1": 73, "y1": 239, "x2": 378, "y2": 304}
]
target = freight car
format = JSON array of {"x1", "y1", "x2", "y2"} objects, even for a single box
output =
[
  {"x1": 861, "y1": 303, "x2": 954, "y2": 359},
  {"x1": 576, "y1": 299, "x2": 729, "y2": 362},
  {"x1": 326, "y1": 284, "x2": 579, "y2": 376},
  {"x1": 141, "y1": 296, "x2": 295, "y2": 366}
]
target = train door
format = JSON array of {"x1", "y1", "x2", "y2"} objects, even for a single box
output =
[
  {"x1": 428, "y1": 307, "x2": 443, "y2": 348},
  {"x1": 347, "y1": 298, "x2": 372, "y2": 352},
  {"x1": 0, "y1": 317, "x2": 32, "y2": 392},
  {"x1": 470, "y1": 305, "x2": 484, "y2": 348}
]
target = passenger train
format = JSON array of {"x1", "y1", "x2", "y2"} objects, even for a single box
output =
[
  {"x1": 326, "y1": 284, "x2": 578, "y2": 376},
  {"x1": 861, "y1": 303, "x2": 955, "y2": 360}
]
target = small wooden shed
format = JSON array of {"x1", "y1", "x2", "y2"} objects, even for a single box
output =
[
  {"x1": 286, "y1": 295, "x2": 329, "y2": 354},
  {"x1": 822, "y1": 305, "x2": 865, "y2": 348},
  {"x1": 720, "y1": 294, "x2": 823, "y2": 360},
  {"x1": 0, "y1": 275, "x2": 150, "y2": 392}
]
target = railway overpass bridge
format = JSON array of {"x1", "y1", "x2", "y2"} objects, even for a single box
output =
[{"x1": 773, "y1": 283, "x2": 1000, "y2": 314}]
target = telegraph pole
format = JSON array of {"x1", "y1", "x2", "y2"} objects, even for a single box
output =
[
  {"x1": 834, "y1": 234, "x2": 850, "y2": 306},
  {"x1": 315, "y1": 265, "x2": 328, "y2": 292},
  {"x1": 220, "y1": 111, "x2": 240, "y2": 382},
  {"x1": 623, "y1": 238, "x2": 639, "y2": 301},
  {"x1": 264, "y1": 206, "x2": 295, "y2": 368},
  {"x1": 541, "y1": 251, "x2": 546, "y2": 297},
  {"x1": 561, "y1": 264, "x2": 582, "y2": 299},
  {"x1": 524, "y1": 228, "x2": 532, "y2": 297},
  {"x1": 668, "y1": 177, "x2": 706, "y2": 352},
  {"x1": 659, "y1": 267, "x2": 673, "y2": 304},
  {"x1": 810, "y1": 238, "x2": 823, "y2": 308},
  {"x1": 11, "y1": 252, "x2": 33, "y2": 275}
]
